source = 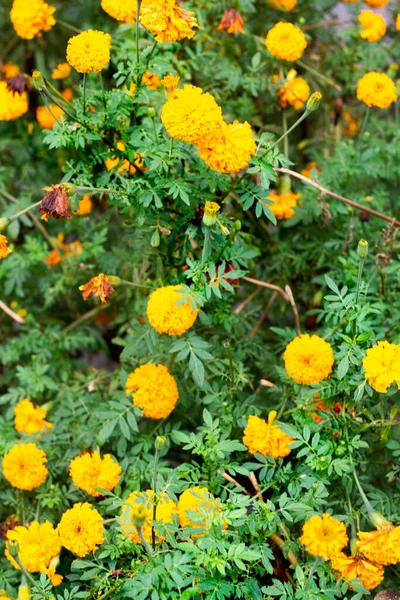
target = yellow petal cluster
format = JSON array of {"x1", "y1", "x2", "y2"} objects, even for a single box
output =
[
  {"x1": 178, "y1": 486, "x2": 225, "y2": 535},
  {"x1": 51, "y1": 63, "x2": 71, "y2": 79},
  {"x1": 101, "y1": 0, "x2": 137, "y2": 23},
  {"x1": 104, "y1": 141, "x2": 144, "y2": 175},
  {"x1": 2, "y1": 443, "x2": 48, "y2": 490},
  {"x1": 66, "y1": 30, "x2": 111, "y2": 74},
  {"x1": 299, "y1": 514, "x2": 349, "y2": 559},
  {"x1": 243, "y1": 411, "x2": 294, "y2": 459},
  {"x1": 197, "y1": 120, "x2": 256, "y2": 173},
  {"x1": 0, "y1": 82, "x2": 28, "y2": 121},
  {"x1": 283, "y1": 334, "x2": 334, "y2": 385},
  {"x1": 70, "y1": 451, "x2": 121, "y2": 496},
  {"x1": 362, "y1": 340, "x2": 400, "y2": 392},
  {"x1": 0, "y1": 234, "x2": 12, "y2": 260},
  {"x1": 265, "y1": 22, "x2": 307, "y2": 62},
  {"x1": 357, "y1": 523, "x2": 400, "y2": 566},
  {"x1": 396, "y1": 14, "x2": 400, "y2": 31},
  {"x1": 161, "y1": 73, "x2": 180, "y2": 94},
  {"x1": 10, "y1": 0, "x2": 56, "y2": 39},
  {"x1": 14, "y1": 399, "x2": 52, "y2": 435},
  {"x1": 146, "y1": 285, "x2": 198, "y2": 336},
  {"x1": 356, "y1": 72, "x2": 397, "y2": 109},
  {"x1": 140, "y1": 0, "x2": 199, "y2": 43},
  {"x1": 74, "y1": 194, "x2": 93, "y2": 216},
  {"x1": 358, "y1": 10, "x2": 386, "y2": 42},
  {"x1": 275, "y1": 70, "x2": 310, "y2": 109},
  {"x1": 120, "y1": 490, "x2": 177, "y2": 543},
  {"x1": 266, "y1": 190, "x2": 300, "y2": 220},
  {"x1": 5, "y1": 521, "x2": 61, "y2": 575},
  {"x1": 36, "y1": 104, "x2": 64, "y2": 130},
  {"x1": 331, "y1": 552, "x2": 384, "y2": 590},
  {"x1": 126, "y1": 363, "x2": 179, "y2": 419},
  {"x1": 58, "y1": 503, "x2": 104, "y2": 557},
  {"x1": 269, "y1": 0, "x2": 297, "y2": 10},
  {"x1": 365, "y1": 0, "x2": 388, "y2": 6}
]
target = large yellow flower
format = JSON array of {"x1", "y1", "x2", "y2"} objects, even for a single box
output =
[
  {"x1": 331, "y1": 552, "x2": 384, "y2": 590},
  {"x1": 146, "y1": 285, "x2": 199, "y2": 336},
  {"x1": 161, "y1": 85, "x2": 222, "y2": 144},
  {"x1": 126, "y1": 363, "x2": 179, "y2": 419},
  {"x1": 178, "y1": 487, "x2": 225, "y2": 535},
  {"x1": 5, "y1": 521, "x2": 61, "y2": 577},
  {"x1": 58, "y1": 503, "x2": 104, "y2": 557},
  {"x1": 266, "y1": 190, "x2": 301, "y2": 220},
  {"x1": 0, "y1": 82, "x2": 28, "y2": 121},
  {"x1": 358, "y1": 10, "x2": 386, "y2": 42},
  {"x1": 243, "y1": 412, "x2": 294, "y2": 459},
  {"x1": 275, "y1": 70, "x2": 310, "y2": 110},
  {"x1": 300, "y1": 514, "x2": 349, "y2": 559},
  {"x1": 14, "y1": 399, "x2": 52, "y2": 435},
  {"x1": 66, "y1": 30, "x2": 111, "y2": 74},
  {"x1": 265, "y1": 22, "x2": 307, "y2": 62},
  {"x1": 140, "y1": 0, "x2": 199, "y2": 43},
  {"x1": 70, "y1": 451, "x2": 121, "y2": 497},
  {"x1": 10, "y1": 0, "x2": 56, "y2": 39},
  {"x1": 101, "y1": 0, "x2": 137, "y2": 23},
  {"x1": 356, "y1": 72, "x2": 397, "y2": 109},
  {"x1": 2, "y1": 443, "x2": 48, "y2": 490},
  {"x1": 36, "y1": 104, "x2": 64, "y2": 130},
  {"x1": 269, "y1": 0, "x2": 297, "y2": 10},
  {"x1": 357, "y1": 523, "x2": 400, "y2": 566},
  {"x1": 283, "y1": 334, "x2": 334, "y2": 385},
  {"x1": 120, "y1": 490, "x2": 177, "y2": 543},
  {"x1": 362, "y1": 340, "x2": 400, "y2": 393},
  {"x1": 0, "y1": 234, "x2": 12, "y2": 260},
  {"x1": 197, "y1": 120, "x2": 256, "y2": 173}
]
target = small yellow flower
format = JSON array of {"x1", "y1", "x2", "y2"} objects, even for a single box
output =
[
  {"x1": 104, "y1": 141, "x2": 144, "y2": 175},
  {"x1": 266, "y1": 190, "x2": 300, "y2": 220},
  {"x1": 203, "y1": 201, "x2": 221, "y2": 227},
  {"x1": 36, "y1": 104, "x2": 64, "y2": 129},
  {"x1": 14, "y1": 399, "x2": 52, "y2": 435},
  {"x1": 0, "y1": 81, "x2": 28, "y2": 121},
  {"x1": 58, "y1": 503, "x2": 104, "y2": 557},
  {"x1": 358, "y1": 10, "x2": 386, "y2": 42},
  {"x1": 66, "y1": 30, "x2": 111, "y2": 74},
  {"x1": 140, "y1": 0, "x2": 199, "y2": 43},
  {"x1": 283, "y1": 334, "x2": 334, "y2": 385},
  {"x1": 2, "y1": 443, "x2": 48, "y2": 491},
  {"x1": 1, "y1": 62, "x2": 20, "y2": 79},
  {"x1": 120, "y1": 490, "x2": 177, "y2": 543},
  {"x1": 74, "y1": 194, "x2": 93, "y2": 216},
  {"x1": 243, "y1": 412, "x2": 294, "y2": 459},
  {"x1": 10, "y1": 0, "x2": 56, "y2": 39},
  {"x1": 126, "y1": 363, "x2": 179, "y2": 419},
  {"x1": 70, "y1": 451, "x2": 121, "y2": 497},
  {"x1": 0, "y1": 234, "x2": 12, "y2": 260},
  {"x1": 51, "y1": 63, "x2": 71, "y2": 79},
  {"x1": 275, "y1": 70, "x2": 310, "y2": 110},
  {"x1": 161, "y1": 73, "x2": 180, "y2": 94},
  {"x1": 356, "y1": 72, "x2": 397, "y2": 109},
  {"x1": 300, "y1": 514, "x2": 349, "y2": 559},
  {"x1": 265, "y1": 22, "x2": 307, "y2": 62},
  {"x1": 146, "y1": 285, "x2": 199, "y2": 336},
  {"x1": 362, "y1": 340, "x2": 400, "y2": 392}
]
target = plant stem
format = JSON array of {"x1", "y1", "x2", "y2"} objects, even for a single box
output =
[
  {"x1": 271, "y1": 110, "x2": 310, "y2": 150},
  {"x1": 136, "y1": 0, "x2": 142, "y2": 67},
  {"x1": 356, "y1": 107, "x2": 370, "y2": 149},
  {"x1": 82, "y1": 73, "x2": 87, "y2": 117},
  {"x1": 297, "y1": 59, "x2": 342, "y2": 91},
  {"x1": 57, "y1": 19, "x2": 82, "y2": 33},
  {"x1": 352, "y1": 468, "x2": 375, "y2": 516},
  {"x1": 152, "y1": 116, "x2": 159, "y2": 143},
  {"x1": 76, "y1": 186, "x2": 116, "y2": 194},
  {"x1": 99, "y1": 72, "x2": 107, "y2": 114},
  {"x1": 201, "y1": 226, "x2": 211, "y2": 266},
  {"x1": 136, "y1": 525, "x2": 153, "y2": 557},
  {"x1": 167, "y1": 137, "x2": 174, "y2": 177},
  {"x1": 119, "y1": 279, "x2": 150, "y2": 289},
  {"x1": 14, "y1": 556, "x2": 36, "y2": 587},
  {"x1": 282, "y1": 110, "x2": 289, "y2": 159},
  {"x1": 8, "y1": 200, "x2": 42, "y2": 222},
  {"x1": 151, "y1": 446, "x2": 160, "y2": 549},
  {"x1": 355, "y1": 256, "x2": 366, "y2": 305},
  {"x1": 63, "y1": 304, "x2": 109, "y2": 333},
  {"x1": 223, "y1": 340, "x2": 234, "y2": 387}
]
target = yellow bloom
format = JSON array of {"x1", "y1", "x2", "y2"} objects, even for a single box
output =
[
  {"x1": 178, "y1": 487, "x2": 225, "y2": 535},
  {"x1": 0, "y1": 81, "x2": 28, "y2": 121},
  {"x1": 365, "y1": 0, "x2": 388, "y2": 6},
  {"x1": 120, "y1": 490, "x2": 177, "y2": 543},
  {"x1": 357, "y1": 72, "x2": 397, "y2": 109},
  {"x1": 203, "y1": 201, "x2": 220, "y2": 226},
  {"x1": 104, "y1": 141, "x2": 144, "y2": 174},
  {"x1": 36, "y1": 104, "x2": 64, "y2": 129},
  {"x1": 0, "y1": 234, "x2": 12, "y2": 260},
  {"x1": 362, "y1": 340, "x2": 400, "y2": 393},
  {"x1": 161, "y1": 84, "x2": 222, "y2": 144},
  {"x1": 218, "y1": 9, "x2": 245, "y2": 34},
  {"x1": 275, "y1": 70, "x2": 310, "y2": 110},
  {"x1": 126, "y1": 363, "x2": 179, "y2": 419},
  {"x1": 0, "y1": 594, "x2": 12, "y2": 600},
  {"x1": 66, "y1": 30, "x2": 111, "y2": 74},
  {"x1": 51, "y1": 63, "x2": 71, "y2": 79},
  {"x1": 2, "y1": 62, "x2": 20, "y2": 79},
  {"x1": 58, "y1": 503, "x2": 104, "y2": 557},
  {"x1": 243, "y1": 412, "x2": 294, "y2": 459},
  {"x1": 79, "y1": 274, "x2": 115, "y2": 304},
  {"x1": 357, "y1": 523, "x2": 400, "y2": 566},
  {"x1": 331, "y1": 552, "x2": 384, "y2": 590},
  {"x1": 266, "y1": 190, "x2": 300, "y2": 220},
  {"x1": 70, "y1": 451, "x2": 121, "y2": 497},
  {"x1": 269, "y1": 0, "x2": 297, "y2": 10},
  {"x1": 5, "y1": 521, "x2": 61, "y2": 579},
  {"x1": 299, "y1": 514, "x2": 349, "y2": 559},
  {"x1": 396, "y1": 14, "x2": 400, "y2": 31},
  {"x1": 146, "y1": 284, "x2": 199, "y2": 336},
  {"x1": 358, "y1": 10, "x2": 386, "y2": 42},
  {"x1": 74, "y1": 194, "x2": 93, "y2": 216},
  {"x1": 265, "y1": 22, "x2": 307, "y2": 62},
  {"x1": 197, "y1": 120, "x2": 256, "y2": 174},
  {"x1": 161, "y1": 73, "x2": 180, "y2": 94},
  {"x1": 2, "y1": 443, "x2": 48, "y2": 491},
  {"x1": 140, "y1": 0, "x2": 199, "y2": 43},
  {"x1": 283, "y1": 334, "x2": 334, "y2": 385},
  {"x1": 14, "y1": 399, "x2": 52, "y2": 435},
  {"x1": 10, "y1": 0, "x2": 56, "y2": 39},
  {"x1": 300, "y1": 161, "x2": 321, "y2": 179},
  {"x1": 101, "y1": 0, "x2": 137, "y2": 23}
]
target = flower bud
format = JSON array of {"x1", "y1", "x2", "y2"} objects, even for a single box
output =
[
  {"x1": 155, "y1": 435, "x2": 166, "y2": 451},
  {"x1": 61, "y1": 183, "x2": 77, "y2": 197},
  {"x1": 31, "y1": 70, "x2": 45, "y2": 91},
  {"x1": 306, "y1": 92, "x2": 322, "y2": 113},
  {"x1": 147, "y1": 107, "x2": 156, "y2": 118},
  {"x1": 217, "y1": 222, "x2": 230, "y2": 236},
  {"x1": 357, "y1": 239, "x2": 368, "y2": 259},
  {"x1": 233, "y1": 220, "x2": 241, "y2": 231},
  {"x1": 7, "y1": 539, "x2": 20, "y2": 557},
  {"x1": 0, "y1": 217, "x2": 10, "y2": 232},
  {"x1": 202, "y1": 201, "x2": 220, "y2": 227},
  {"x1": 131, "y1": 505, "x2": 147, "y2": 528},
  {"x1": 106, "y1": 276, "x2": 121, "y2": 287}
]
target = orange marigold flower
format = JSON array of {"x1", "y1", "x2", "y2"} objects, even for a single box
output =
[
  {"x1": 265, "y1": 22, "x2": 307, "y2": 62},
  {"x1": 101, "y1": 0, "x2": 137, "y2": 23},
  {"x1": 2, "y1": 443, "x2": 48, "y2": 491},
  {"x1": 0, "y1": 234, "x2": 12, "y2": 260},
  {"x1": 243, "y1": 411, "x2": 294, "y2": 459},
  {"x1": 284, "y1": 334, "x2": 334, "y2": 385},
  {"x1": 66, "y1": 30, "x2": 111, "y2": 74},
  {"x1": 300, "y1": 161, "x2": 321, "y2": 179},
  {"x1": 365, "y1": 0, "x2": 388, "y2": 6},
  {"x1": 0, "y1": 81, "x2": 28, "y2": 121},
  {"x1": 343, "y1": 110, "x2": 358, "y2": 136},
  {"x1": 36, "y1": 104, "x2": 64, "y2": 129},
  {"x1": 51, "y1": 63, "x2": 71, "y2": 79},
  {"x1": 39, "y1": 184, "x2": 72, "y2": 221},
  {"x1": 140, "y1": 0, "x2": 199, "y2": 43},
  {"x1": 358, "y1": 10, "x2": 386, "y2": 42},
  {"x1": 70, "y1": 451, "x2": 121, "y2": 497},
  {"x1": 10, "y1": 0, "x2": 56, "y2": 39},
  {"x1": 266, "y1": 190, "x2": 300, "y2": 220},
  {"x1": 362, "y1": 340, "x2": 400, "y2": 393},
  {"x1": 126, "y1": 363, "x2": 179, "y2": 419},
  {"x1": 178, "y1": 486, "x2": 226, "y2": 535},
  {"x1": 2, "y1": 62, "x2": 20, "y2": 79},
  {"x1": 197, "y1": 120, "x2": 256, "y2": 173},
  {"x1": 74, "y1": 194, "x2": 93, "y2": 216},
  {"x1": 14, "y1": 399, "x2": 52, "y2": 435},
  {"x1": 331, "y1": 551, "x2": 384, "y2": 590},
  {"x1": 161, "y1": 73, "x2": 180, "y2": 94},
  {"x1": 300, "y1": 514, "x2": 349, "y2": 559},
  {"x1": 79, "y1": 274, "x2": 116, "y2": 304},
  {"x1": 357, "y1": 522, "x2": 400, "y2": 566},
  {"x1": 142, "y1": 71, "x2": 161, "y2": 90},
  {"x1": 275, "y1": 69, "x2": 310, "y2": 109},
  {"x1": 218, "y1": 9, "x2": 245, "y2": 34},
  {"x1": 44, "y1": 234, "x2": 83, "y2": 268},
  {"x1": 120, "y1": 490, "x2": 177, "y2": 543},
  {"x1": 269, "y1": 0, "x2": 297, "y2": 10},
  {"x1": 58, "y1": 503, "x2": 104, "y2": 557},
  {"x1": 356, "y1": 72, "x2": 397, "y2": 109},
  {"x1": 146, "y1": 284, "x2": 199, "y2": 336},
  {"x1": 62, "y1": 88, "x2": 73, "y2": 101}
]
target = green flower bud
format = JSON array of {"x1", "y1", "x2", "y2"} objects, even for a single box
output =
[
  {"x1": 147, "y1": 107, "x2": 156, "y2": 118},
  {"x1": 306, "y1": 92, "x2": 322, "y2": 113},
  {"x1": 132, "y1": 505, "x2": 147, "y2": 528},
  {"x1": 106, "y1": 275, "x2": 121, "y2": 287},
  {"x1": 357, "y1": 239, "x2": 368, "y2": 259},
  {"x1": 155, "y1": 435, "x2": 167, "y2": 451},
  {"x1": 31, "y1": 70, "x2": 45, "y2": 91},
  {"x1": 61, "y1": 183, "x2": 77, "y2": 197},
  {"x1": 7, "y1": 540, "x2": 20, "y2": 557},
  {"x1": 0, "y1": 217, "x2": 10, "y2": 232},
  {"x1": 233, "y1": 220, "x2": 241, "y2": 231}
]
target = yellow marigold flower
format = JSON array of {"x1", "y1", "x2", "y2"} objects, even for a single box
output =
[
  {"x1": 0, "y1": 81, "x2": 28, "y2": 121},
  {"x1": 79, "y1": 274, "x2": 115, "y2": 304},
  {"x1": 265, "y1": 22, "x2": 307, "y2": 62},
  {"x1": 243, "y1": 412, "x2": 294, "y2": 459},
  {"x1": 14, "y1": 399, "x2": 52, "y2": 435},
  {"x1": 161, "y1": 84, "x2": 222, "y2": 144},
  {"x1": 218, "y1": 9, "x2": 245, "y2": 34},
  {"x1": 2, "y1": 443, "x2": 48, "y2": 491},
  {"x1": 284, "y1": 334, "x2": 334, "y2": 385},
  {"x1": 269, "y1": 0, "x2": 297, "y2": 10},
  {"x1": 104, "y1": 141, "x2": 144, "y2": 175},
  {"x1": 362, "y1": 340, "x2": 400, "y2": 393},
  {"x1": 343, "y1": 110, "x2": 358, "y2": 136},
  {"x1": 275, "y1": 70, "x2": 310, "y2": 109},
  {"x1": 357, "y1": 72, "x2": 397, "y2": 109},
  {"x1": 0, "y1": 234, "x2": 12, "y2": 260},
  {"x1": 358, "y1": 10, "x2": 386, "y2": 42},
  {"x1": 5, "y1": 521, "x2": 61, "y2": 577},
  {"x1": 396, "y1": 14, "x2": 400, "y2": 31},
  {"x1": 331, "y1": 551, "x2": 384, "y2": 590},
  {"x1": 51, "y1": 63, "x2": 71, "y2": 79},
  {"x1": 36, "y1": 104, "x2": 64, "y2": 130},
  {"x1": 178, "y1": 487, "x2": 225, "y2": 535},
  {"x1": 300, "y1": 161, "x2": 321, "y2": 179},
  {"x1": 266, "y1": 190, "x2": 300, "y2": 220},
  {"x1": 2, "y1": 62, "x2": 20, "y2": 79},
  {"x1": 101, "y1": 0, "x2": 137, "y2": 23},
  {"x1": 357, "y1": 523, "x2": 400, "y2": 566},
  {"x1": 140, "y1": 0, "x2": 199, "y2": 43},
  {"x1": 197, "y1": 120, "x2": 256, "y2": 174},
  {"x1": 300, "y1": 514, "x2": 349, "y2": 559},
  {"x1": 365, "y1": 0, "x2": 388, "y2": 6},
  {"x1": 120, "y1": 490, "x2": 177, "y2": 543},
  {"x1": 58, "y1": 503, "x2": 104, "y2": 557},
  {"x1": 142, "y1": 71, "x2": 161, "y2": 90},
  {"x1": 161, "y1": 73, "x2": 180, "y2": 94},
  {"x1": 10, "y1": 0, "x2": 56, "y2": 39},
  {"x1": 0, "y1": 593, "x2": 12, "y2": 600},
  {"x1": 70, "y1": 451, "x2": 121, "y2": 497},
  {"x1": 66, "y1": 30, "x2": 111, "y2": 74},
  {"x1": 126, "y1": 363, "x2": 179, "y2": 419},
  {"x1": 146, "y1": 284, "x2": 199, "y2": 336},
  {"x1": 74, "y1": 194, "x2": 93, "y2": 216}
]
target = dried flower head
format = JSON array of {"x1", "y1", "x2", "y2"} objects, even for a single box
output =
[
  {"x1": 70, "y1": 451, "x2": 121, "y2": 497},
  {"x1": 2, "y1": 443, "x2": 48, "y2": 490},
  {"x1": 101, "y1": 0, "x2": 137, "y2": 23},
  {"x1": 14, "y1": 399, "x2": 52, "y2": 435},
  {"x1": 265, "y1": 22, "x2": 307, "y2": 62},
  {"x1": 0, "y1": 234, "x2": 12, "y2": 260},
  {"x1": 218, "y1": 9, "x2": 245, "y2": 34},
  {"x1": 58, "y1": 503, "x2": 104, "y2": 557},
  {"x1": 51, "y1": 63, "x2": 71, "y2": 79},
  {"x1": 358, "y1": 10, "x2": 386, "y2": 42},
  {"x1": 120, "y1": 490, "x2": 177, "y2": 543},
  {"x1": 356, "y1": 72, "x2": 397, "y2": 109},
  {"x1": 243, "y1": 411, "x2": 294, "y2": 459},
  {"x1": 39, "y1": 184, "x2": 72, "y2": 221},
  {"x1": 79, "y1": 274, "x2": 116, "y2": 304},
  {"x1": 0, "y1": 81, "x2": 28, "y2": 121},
  {"x1": 66, "y1": 30, "x2": 111, "y2": 74},
  {"x1": 0, "y1": 514, "x2": 20, "y2": 540},
  {"x1": 126, "y1": 363, "x2": 179, "y2": 419},
  {"x1": 6, "y1": 74, "x2": 26, "y2": 96},
  {"x1": 300, "y1": 513, "x2": 349, "y2": 559},
  {"x1": 266, "y1": 190, "x2": 300, "y2": 220},
  {"x1": 284, "y1": 334, "x2": 334, "y2": 385},
  {"x1": 5, "y1": 521, "x2": 61, "y2": 579},
  {"x1": 197, "y1": 120, "x2": 256, "y2": 173},
  {"x1": 140, "y1": 0, "x2": 199, "y2": 43},
  {"x1": 10, "y1": 0, "x2": 56, "y2": 39},
  {"x1": 146, "y1": 284, "x2": 199, "y2": 336},
  {"x1": 362, "y1": 340, "x2": 400, "y2": 392},
  {"x1": 331, "y1": 551, "x2": 384, "y2": 590},
  {"x1": 36, "y1": 104, "x2": 64, "y2": 130}
]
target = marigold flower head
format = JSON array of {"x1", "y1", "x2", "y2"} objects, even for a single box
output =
[
  {"x1": 66, "y1": 30, "x2": 111, "y2": 74},
  {"x1": 265, "y1": 22, "x2": 307, "y2": 62},
  {"x1": 243, "y1": 412, "x2": 294, "y2": 459},
  {"x1": 51, "y1": 63, "x2": 71, "y2": 79},
  {"x1": 58, "y1": 503, "x2": 104, "y2": 557},
  {"x1": 178, "y1": 486, "x2": 225, "y2": 535},
  {"x1": 0, "y1": 234, "x2": 12, "y2": 260},
  {"x1": 2, "y1": 62, "x2": 20, "y2": 79},
  {"x1": 142, "y1": 71, "x2": 161, "y2": 90},
  {"x1": 120, "y1": 490, "x2": 177, "y2": 543},
  {"x1": 357, "y1": 522, "x2": 400, "y2": 565},
  {"x1": 36, "y1": 104, "x2": 64, "y2": 130},
  {"x1": 300, "y1": 161, "x2": 321, "y2": 179},
  {"x1": 300, "y1": 514, "x2": 349, "y2": 559},
  {"x1": 269, "y1": 0, "x2": 297, "y2": 10},
  {"x1": 79, "y1": 274, "x2": 116, "y2": 304},
  {"x1": 14, "y1": 399, "x2": 52, "y2": 435},
  {"x1": 362, "y1": 340, "x2": 400, "y2": 393},
  {"x1": 10, "y1": 0, "x2": 56, "y2": 39},
  {"x1": 161, "y1": 73, "x2": 180, "y2": 94},
  {"x1": 126, "y1": 363, "x2": 179, "y2": 419},
  {"x1": 161, "y1": 84, "x2": 222, "y2": 144},
  {"x1": 203, "y1": 201, "x2": 220, "y2": 227},
  {"x1": 358, "y1": 10, "x2": 386, "y2": 42},
  {"x1": 266, "y1": 190, "x2": 300, "y2": 220},
  {"x1": 331, "y1": 551, "x2": 384, "y2": 590},
  {"x1": 146, "y1": 284, "x2": 199, "y2": 336},
  {"x1": 357, "y1": 72, "x2": 397, "y2": 109},
  {"x1": 44, "y1": 234, "x2": 83, "y2": 267},
  {"x1": 2, "y1": 443, "x2": 48, "y2": 491},
  {"x1": 396, "y1": 14, "x2": 400, "y2": 31},
  {"x1": 74, "y1": 194, "x2": 93, "y2": 216},
  {"x1": 101, "y1": 0, "x2": 137, "y2": 23},
  {"x1": 197, "y1": 120, "x2": 256, "y2": 174},
  {"x1": 5, "y1": 521, "x2": 61, "y2": 577},
  {"x1": 218, "y1": 9, "x2": 245, "y2": 34},
  {"x1": 365, "y1": 0, "x2": 388, "y2": 6},
  {"x1": 275, "y1": 70, "x2": 310, "y2": 109},
  {"x1": 140, "y1": 0, "x2": 199, "y2": 43},
  {"x1": 104, "y1": 141, "x2": 144, "y2": 175},
  {"x1": 284, "y1": 334, "x2": 334, "y2": 385},
  {"x1": 0, "y1": 81, "x2": 28, "y2": 121},
  {"x1": 39, "y1": 184, "x2": 72, "y2": 221},
  {"x1": 70, "y1": 451, "x2": 121, "y2": 497}
]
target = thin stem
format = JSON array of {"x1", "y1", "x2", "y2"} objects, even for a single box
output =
[
  {"x1": 76, "y1": 186, "x2": 116, "y2": 194},
  {"x1": 45, "y1": 79, "x2": 74, "y2": 110},
  {"x1": 223, "y1": 340, "x2": 235, "y2": 387},
  {"x1": 8, "y1": 200, "x2": 42, "y2": 222},
  {"x1": 119, "y1": 279, "x2": 150, "y2": 289},
  {"x1": 57, "y1": 19, "x2": 82, "y2": 33},
  {"x1": 167, "y1": 137, "x2": 174, "y2": 177},
  {"x1": 352, "y1": 468, "x2": 375, "y2": 516},
  {"x1": 0, "y1": 301, "x2": 26, "y2": 325},
  {"x1": 270, "y1": 110, "x2": 309, "y2": 150},
  {"x1": 151, "y1": 446, "x2": 160, "y2": 549},
  {"x1": 201, "y1": 226, "x2": 211, "y2": 266},
  {"x1": 136, "y1": 525, "x2": 153, "y2": 557},
  {"x1": 63, "y1": 304, "x2": 109, "y2": 333},
  {"x1": 136, "y1": 0, "x2": 142, "y2": 67},
  {"x1": 14, "y1": 556, "x2": 36, "y2": 587},
  {"x1": 356, "y1": 107, "x2": 370, "y2": 149},
  {"x1": 297, "y1": 59, "x2": 342, "y2": 91},
  {"x1": 355, "y1": 257, "x2": 366, "y2": 305},
  {"x1": 282, "y1": 110, "x2": 289, "y2": 159},
  {"x1": 82, "y1": 73, "x2": 87, "y2": 117}
]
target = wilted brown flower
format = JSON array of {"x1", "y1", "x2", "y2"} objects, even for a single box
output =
[
  {"x1": 218, "y1": 9, "x2": 245, "y2": 34},
  {"x1": 6, "y1": 74, "x2": 26, "y2": 96},
  {"x1": 0, "y1": 514, "x2": 20, "y2": 540},
  {"x1": 39, "y1": 184, "x2": 72, "y2": 221},
  {"x1": 79, "y1": 274, "x2": 116, "y2": 304}
]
